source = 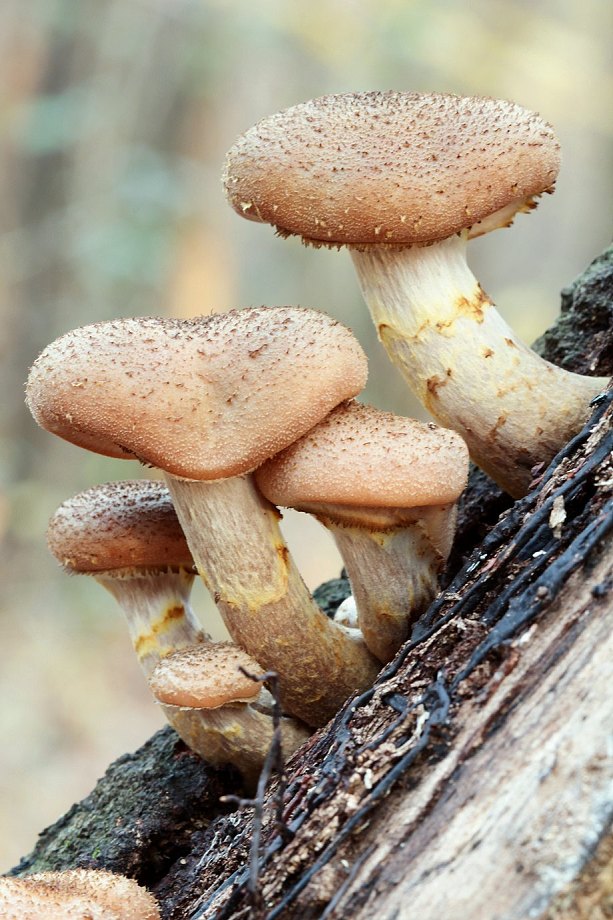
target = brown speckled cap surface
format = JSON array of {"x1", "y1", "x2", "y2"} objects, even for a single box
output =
[
  {"x1": 149, "y1": 642, "x2": 263, "y2": 708},
  {"x1": 0, "y1": 869, "x2": 160, "y2": 919},
  {"x1": 47, "y1": 480, "x2": 194, "y2": 574},
  {"x1": 26, "y1": 307, "x2": 367, "y2": 479},
  {"x1": 256, "y1": 401, "x2": 469, "y2": 508},
  {"x1": 224, "y1": 91, "x2": 560, "y2": 245}
]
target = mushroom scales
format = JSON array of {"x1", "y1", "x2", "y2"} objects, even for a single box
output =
[
  {"x1": 224, "y1": 92, "x2": 609, "y2": 497},
  {"x1": 27, "y1": 307, "x2": 380, "y2": 726}
]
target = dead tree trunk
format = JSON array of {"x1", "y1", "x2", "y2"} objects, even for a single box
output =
[{"x1": 10, "y1": 245, "x2": 613, "y2": 919}]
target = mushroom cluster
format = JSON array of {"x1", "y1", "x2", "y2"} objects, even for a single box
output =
[
  {"x1": 224, "y1": 91, "x2": 609, "y2": 497},
  {"x1": 22, "y1": 91, "x2": 598, "y2": 812}
]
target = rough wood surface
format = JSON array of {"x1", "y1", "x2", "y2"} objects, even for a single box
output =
[{"x1": 9, "y1": 245, "x2": 613, "y2": 919}]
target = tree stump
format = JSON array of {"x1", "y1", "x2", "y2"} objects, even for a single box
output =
[{"x1": 10, "y1": 246, "x2": 613, "y2": 920}]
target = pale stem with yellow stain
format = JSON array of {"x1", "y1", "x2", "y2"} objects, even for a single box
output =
[
  {"x1": 351, "y1": 234, "x2": 607, "y2": 497},
  {"x1": 166, "y1": 474, "x2": 380, "y2": 727},
  {"x1": 97, "y1": 568, "x2": 205, "y2": 678},
  {"x1": 305, "y1": 503, "x2": 454, "y2": 664}
]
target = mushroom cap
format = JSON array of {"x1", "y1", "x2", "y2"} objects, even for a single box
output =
[
  {"x1": 47, "y1": 480, "x2": 194, "y2": 574},
  {"x1": 0, "y1": 869, "x2": 159, "y2": 919},
  {"x1": 223, "y1": 91, "x2": 560, "y2": 246},
  {"x1": 149, "y1": 641, "x2": 263, "y2": 708},
  {"x1": 26, "y1": 307, "x2": 368, "y2": 480},
  {"x1": 256, "y1": 401, "x2": 469, "y2": 509}
]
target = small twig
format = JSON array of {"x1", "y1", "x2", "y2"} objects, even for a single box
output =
[{"x1": 220, "y1": 668, "x2": 289, "y2": 908}]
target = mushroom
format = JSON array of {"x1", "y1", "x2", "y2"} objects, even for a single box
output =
[
  {"x1": 27, "y1": 308, "x2": 380, "y2": 726},
  {"x1": 46, "y1": 480, "x2": 309, "y2": 778},
  {"x1": 0, "y1": 869, "x2": 159, "y2": 919},
  {"x1": 149, "y1": 642, "x2": 310, "y2": 786},
  {"x1": 223, "y1": 91, "x2": 609, "y2": 497},
  {"x1": 256, "y1": 401, "x2": 469, "y2": 662},
  {"x1": 47, "y1": 480, "x2": 207, "y2": 678}
]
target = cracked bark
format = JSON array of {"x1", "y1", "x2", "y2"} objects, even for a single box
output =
[{"x1": 8, "y1": 244, "x2": 613, "y2": 920}]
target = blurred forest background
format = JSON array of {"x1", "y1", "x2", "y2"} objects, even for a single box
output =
[{"x1": 0, "y1": 0, "x2": 611, "y2": 871}]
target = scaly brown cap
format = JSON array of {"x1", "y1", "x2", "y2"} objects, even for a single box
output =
[
  {"x1": 149, "y1": 642, "x2": 263, "y2": 708},
  {"x1": 47, "y1": 480, "x2": 194, "y2": 574},
  {"x1": 256, "y1": 401, "x2": 469, "y2": 509},
  {"x1": 224, "y1": 91, "x2": 560, "y2": 246},
  {"x1": 0, "y1": 869, "x2": 159, "y2": 919},
  {"x1": 26, "y1": 307, "x2": 367, "y2": 479}
]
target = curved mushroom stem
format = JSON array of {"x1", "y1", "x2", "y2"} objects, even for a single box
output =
[
  {"x1": 166, "y1": 474, "x2": 380, "y2": 727},
  {"x1": 305, "y1": 503, "x2": 454, "y2": 663},
  {"x1": 163, "y1": 695, "x2": 310, "y2": 790},
  {"x1": 351, "y1": 234, "x2": 608, "y2": 497},
  {"x1": 96, "y1": 568, "x2": 206, "y2": 678}
]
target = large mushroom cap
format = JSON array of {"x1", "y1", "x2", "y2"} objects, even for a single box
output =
[
  {"x1": 256, "y1": 401, "x2": 469, "y2": 508},
  {"x1": 149, "y1": 642, "x2": 263, "y2": 708},
  {"x1": 0, "y1": 869, "x2": 159, "y2": 919},
  {"x1": 224, "y1": 91, "x2": 560, "y2": 246},
  {"x1": 26, "y1": 307, "x2": 367, "y2": 480},
  {"x1": 47, "y1": 480, "x2": 194, "y2": 574}
]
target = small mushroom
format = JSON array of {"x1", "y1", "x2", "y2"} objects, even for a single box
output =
[
  {"x1": 257, "y1": 401, "x2": 469, "y2": 662},
  {"x1": 0, "y1": 869, "x2": 159, "y2": 919},
  {"x1": 149, "y1": 642, "x2": 310, "y2": 786},
  {"x1": 46, "y1": 480, "x2": 309, "y2": 779},
  {"x1": 47, "y1": 480, "x2": 207, "y2": 678},
  {"x1": 224, "y1": 92, "x2": 609, "y2": 497},
  {"x1": 27, "y1": 308, "x2": 380, "y2": 726}
]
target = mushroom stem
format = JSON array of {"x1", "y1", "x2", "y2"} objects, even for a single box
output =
[
  {"x1": 165, "y1": 474, "x2": 380, "y2": 726},
  {"x1": 97, "y1": 568, "x2": 205, "y2": 678},
  {"x1": 305, "y1": 504, "x2": 453, "y2": 663},
  {"x1": 351, "y1": 234, "x2": 607, "y2": 497}
]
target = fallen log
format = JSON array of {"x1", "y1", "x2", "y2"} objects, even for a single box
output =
[{"x1": 10, "y1": 245, "x2": 613, "y2": 920}]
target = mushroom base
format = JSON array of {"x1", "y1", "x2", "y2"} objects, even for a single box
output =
[{"x1": 164, "y1": 696, "x2": 310, "y2": 790}]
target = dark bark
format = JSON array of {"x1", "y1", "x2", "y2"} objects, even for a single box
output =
[{"x1": 9, "y1": 245, "x2": 613, "y2": 919}]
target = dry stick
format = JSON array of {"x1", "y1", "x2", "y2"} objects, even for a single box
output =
[{"x1": 221, "y1": 669, "x2": 289, "y2": 909}]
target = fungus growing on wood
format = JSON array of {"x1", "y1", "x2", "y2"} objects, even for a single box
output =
[
  {"x1": 27, "y1": 308, "x2": 380, "y2": 726},
  {"x1": 223, "y1": 91, "x2": 608, "y2": 497},
  {"x1": 257, "y1": 401, "x2": 469, "y2": 662},
  {"x1": 46, "y1": 480, "x2": 309, "y2": 779},
  {"x1": 0, "y1": 868, "x2": 160, "y2": 919},
  {"x1": 149, "y1": 642, "x2": 310, "y2": 784}
]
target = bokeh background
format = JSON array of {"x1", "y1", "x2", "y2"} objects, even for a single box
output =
[{"x1": 0, "y1": 0, "x2": 611, "y2": 870}]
